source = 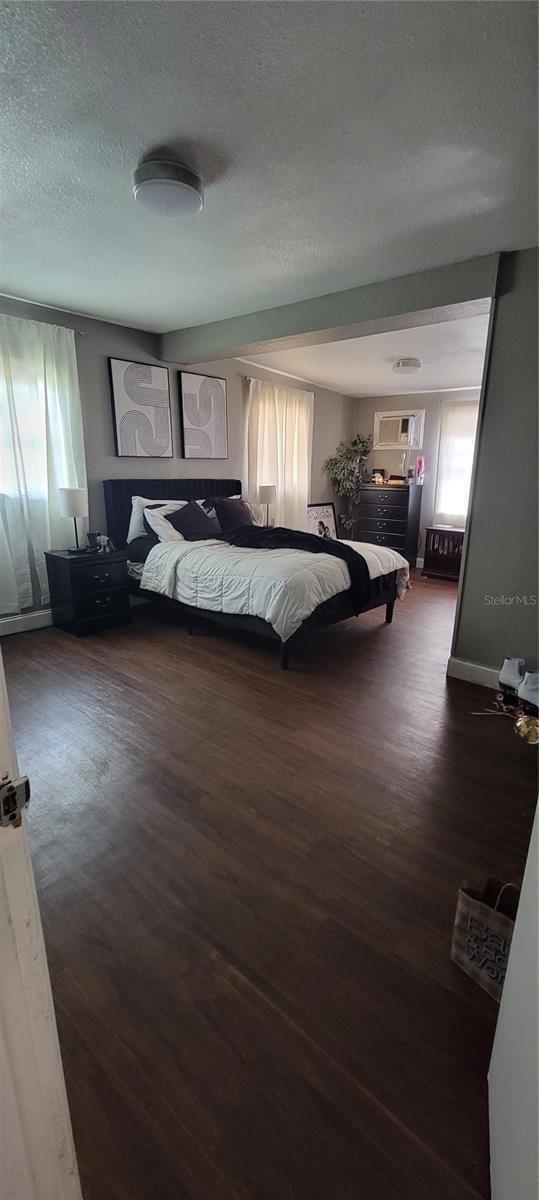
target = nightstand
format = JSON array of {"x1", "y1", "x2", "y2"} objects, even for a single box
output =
[{"x1": 45, "y1": 550, "x2": 131, "y2": 635}]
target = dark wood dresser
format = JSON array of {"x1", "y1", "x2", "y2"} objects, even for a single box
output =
[
  {"x1": 356, "y1": 484, "x2": 422, "y2": 567},
  {"x1": 45, "y1": 550, "x2": 131, "y2": 635}
]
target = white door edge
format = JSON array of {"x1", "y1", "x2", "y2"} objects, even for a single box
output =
[{"x1": 0, "y1": 647, "x2": 82, "y2": 1200}]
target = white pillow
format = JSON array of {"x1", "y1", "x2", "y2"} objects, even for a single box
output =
[
  {"x1": 127, "y1": 495, "x2": 187, "y2": 543},
  {"x1": 143, "y1": 503, "x2": 186, "y2": 543},
  {"x1": 245, "y1": 500, "x2": 264, "y2": 526}
]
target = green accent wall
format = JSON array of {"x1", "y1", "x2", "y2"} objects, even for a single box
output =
[{"x1": 453, "y1": 248, "x2": 538, "y2": 670}]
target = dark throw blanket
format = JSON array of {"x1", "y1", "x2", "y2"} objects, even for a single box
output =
[{"x1": 221, "y1": 524, "x2": 372, "y2": 614}]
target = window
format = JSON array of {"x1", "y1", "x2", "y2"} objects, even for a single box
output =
[
  {"x1": 244, "y1": 378, "x2": 314, "y2": 530},
  {"x1": 433, "y1": 401, "x2": 479, "y2": 527},
  {"x1": 0, "y1": 315, "x2": 87, "y2": 615}
]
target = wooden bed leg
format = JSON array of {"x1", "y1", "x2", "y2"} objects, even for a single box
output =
[
  {"x1": 280, "y1": 643, "x2": 290, "y2": 670},
  {"x1": 385, "y1": 601, "x2": 395, "y2": 624}
]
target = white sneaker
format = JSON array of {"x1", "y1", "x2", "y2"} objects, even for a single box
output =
[
  {"x1": 517, "y1": 672, "x2": 539, "y2": 708},
  {"x1": 499, "y1": 657, "x2": 525, "y2": 690}
]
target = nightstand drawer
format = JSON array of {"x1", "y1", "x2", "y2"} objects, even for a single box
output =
[
  {"x1": 71, "y1": 559, "x2": 127, "y2": 594},
  {"x1": 357, "y1": 529, "x2": 406, "y2": 548},
  {"x1": 74, "y1": 590, "x2": 130, "y2": 621}
]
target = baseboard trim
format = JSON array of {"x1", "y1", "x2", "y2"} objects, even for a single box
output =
[
  {"x1": 447, "y1": 656, "x2": 499, "y2": 690},
  {"x1": 0, "y1": 609, "x2": 53, "y2": 636}
]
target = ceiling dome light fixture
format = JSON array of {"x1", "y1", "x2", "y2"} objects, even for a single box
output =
[
  {"x1": 133, "y1": 158, "x2": 204, "y2": 216},
  {"x1": 392, "y1": 357, "x2": 421, "y2": 374}
]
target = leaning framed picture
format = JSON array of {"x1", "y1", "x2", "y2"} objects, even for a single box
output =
[
  {"x1": 307, "y1": 502, "x2": 338, "y2": 540},
  {"x1": 109, "y1": 358, "x2": 173, "y2": 458},
  {"x1": 180, "y1": 372, "x2": 228, "y2": 459}
]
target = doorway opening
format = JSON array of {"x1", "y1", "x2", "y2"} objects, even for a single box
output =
[{"x1": 238, "y1": 301, "x2": 491, "y2": 656}]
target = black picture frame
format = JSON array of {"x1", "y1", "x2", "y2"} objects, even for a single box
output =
[
  {"x1": 307, "y1": 502, "x2": 338, "y2": 540},
  {"x1": 179, "y1": 371, "x2": 228, "y2": 460},
  {"x1": 108, "y1": 358, "x2": 173, "y2": 458}
]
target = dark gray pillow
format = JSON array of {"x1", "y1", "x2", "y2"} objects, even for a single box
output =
[
  {"x1": 165, "y1": 501, "x2": 221, "y2": 540},
  {"x1": 127, "y1": 534, "x2": 158, "y2": 561},
  {"x1": 212, "y1": 498, "x2": 253, "y2": 532}
]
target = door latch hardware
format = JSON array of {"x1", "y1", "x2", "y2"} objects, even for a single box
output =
[{"x1": 0, "y1": 776, "x2": 30, "y2": 827}]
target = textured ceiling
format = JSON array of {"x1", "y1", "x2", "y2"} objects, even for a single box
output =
[
  {"x1": 0, "y1": 2, "x2": 536, "y2": 333},
  {"x1": 243, "y1": 313, "x2": 490, "y2": 397}
]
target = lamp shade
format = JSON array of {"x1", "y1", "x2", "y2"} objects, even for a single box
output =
[
  {"x1": 58, "y1": 487, "x2": 88, "y2": 519},
  {"x1": 258, "y1": 485, "x2": 276, "y2": 505}
]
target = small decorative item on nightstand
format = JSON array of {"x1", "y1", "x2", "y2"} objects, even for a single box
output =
[{"x1": 45, "y1": 550, "x2": 131, "y2": 635}]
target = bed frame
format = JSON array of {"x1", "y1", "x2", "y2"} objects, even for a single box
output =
[{"x1": 103, "y1": 478, "x2": 398, "y2": 668}]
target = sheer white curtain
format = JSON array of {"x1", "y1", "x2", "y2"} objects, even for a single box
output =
[
  {"x1": 243, "y1": 378, "x2": 314, "y2": 530},
  {"x1": 433, "y1": 400, "x2": 479, "y2": 527},
  {"x1": 0, "y1": 316, "x2": 87, "y2": 614}
]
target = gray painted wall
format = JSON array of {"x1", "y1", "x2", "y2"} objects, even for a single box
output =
[
  {"x1": 354, "y1": 390, "x2": 481, "y2": 557},
  {"x1": 160, "y1": 255, "x2": 498, "y2": 362},
  {"x1": 453, "y1": 248, "x2": 538, "y2": 670},
  {"x1": 0, "y1": 296, "x2": 352, "y2": 532}
]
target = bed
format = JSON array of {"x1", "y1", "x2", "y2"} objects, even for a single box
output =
[{"x1": 103, "y1": 478, "x2": 408, "y2": 668}]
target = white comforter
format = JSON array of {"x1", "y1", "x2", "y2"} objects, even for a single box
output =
[{"x1": 140, "y1": 538, "x2": 409, "y2": 642}]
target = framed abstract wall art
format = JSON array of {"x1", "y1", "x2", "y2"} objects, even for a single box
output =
[
  {"x1": 180, "y1": 372, "x2": 228, "y2": 459},
  {"x1": 109, "y1": 358, "x2": 172, "y2": 458}
]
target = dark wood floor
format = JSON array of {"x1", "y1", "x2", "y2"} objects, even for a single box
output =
[{"x1": 2, "y1": 575, "x2": 536, "y2": 1200}]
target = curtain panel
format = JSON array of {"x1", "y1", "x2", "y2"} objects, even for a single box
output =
[
  {"x1": 433, "y1": 400, "x2": 479, "y2": 527},
  {"x1": 243, "y1": 378, "x2": 314, "y2": 530},
  {"x1": 0, "y1": 316, "x2": 87, "y2": 614}
]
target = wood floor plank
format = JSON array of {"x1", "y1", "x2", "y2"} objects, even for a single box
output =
[{"x1": 2, "y1": 573, "x2": 536, "y2": 1200}]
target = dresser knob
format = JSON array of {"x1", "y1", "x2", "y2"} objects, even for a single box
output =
[{"x1": 93, "y1": 571, "x2": 109, "y2": 580}]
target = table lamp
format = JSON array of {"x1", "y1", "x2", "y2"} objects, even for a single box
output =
[
  {"x1": 59, "y1": 487, "x2": 88, "y2": 552},
  {"x1": 258, "y1": 484, "x2": 276, "y2": 526}
]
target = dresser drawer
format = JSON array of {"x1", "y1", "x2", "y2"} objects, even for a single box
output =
[
  {"x1": 361, "y1": 516, "x2": 408, "y2": 534},
  {"x1": 74, "y1": 590, "x2": 130, "y2": 621},
  {"x1": 357, "y1": 529, "x2": 406, "y2": 548},
  {"x1": 360, "y1": 487, "x2": 405, "y2": 506},
  {"x1": 71, "y1": 559, "x2": 127, "y2": 594},
  {"x1": 360, "y1": 495, "x2": 409, "y2": 515}
]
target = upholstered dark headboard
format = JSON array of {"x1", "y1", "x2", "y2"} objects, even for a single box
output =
[{"x1": 103, "y1": 478, "x2": 242, "y2": 548}]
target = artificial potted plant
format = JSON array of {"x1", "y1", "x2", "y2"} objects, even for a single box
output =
[{"x1": 324, "y1": 433, "x2": 372, "y2": 535}]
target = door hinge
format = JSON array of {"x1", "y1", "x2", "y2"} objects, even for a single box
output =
[{"x1": 0, "y1": 776, "x2": 30, "y2": 828}]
